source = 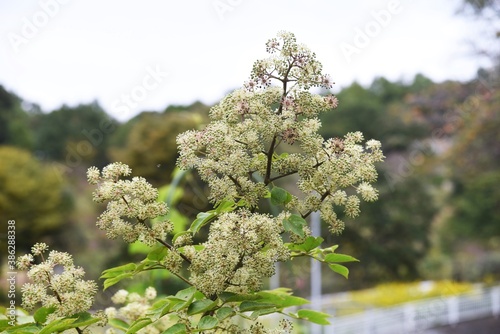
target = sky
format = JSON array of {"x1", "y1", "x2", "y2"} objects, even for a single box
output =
[{"x1": 0, "y1": 0, "x2": 490, "y2": 121}]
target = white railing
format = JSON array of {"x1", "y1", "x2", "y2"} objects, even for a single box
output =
[{"x1": 317, "y1": 286, "x2": 500, "y2": 334}]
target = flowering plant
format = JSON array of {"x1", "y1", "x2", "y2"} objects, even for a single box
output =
[{"x1": 6, "y1": 31, "x2": 383, "y2": 333}]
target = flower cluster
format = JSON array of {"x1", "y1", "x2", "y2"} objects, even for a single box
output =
[
  {"x1": 87, "y1": 163, "x2": 172, "y2": 245},
  {"x1": 189, "y1": 210, "x2": 289, "y2": 297},
  {"x1": 16, "y1": 243, "x2": 98, "y2": 321},
  {"x1": 105, "y1": 288, "x2": 169, "y2": 334},
  {"x1": 177, "y1": 31, "x2": 384, "y2": 234}
]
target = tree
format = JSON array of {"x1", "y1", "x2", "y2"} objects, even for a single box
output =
[
  {"x1": 0, "y1": 146, "x2": 72, "y2": 251},
  {"x1": 109, "y1": 108, "x2": 207, "y2": 186},
  {"x1": 33, "y1": 101, "x2": 117, "y2": 166},
  {"x1": 8, "y1": 32, "x2": 384, "y2": 333},
  {"x1": 0, "y1": 85, "x2": 33, "y2": 149}
]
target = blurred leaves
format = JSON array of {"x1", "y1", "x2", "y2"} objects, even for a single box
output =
[{"x1": 0, "y1": 146, "x2": 71, "y2": 251}]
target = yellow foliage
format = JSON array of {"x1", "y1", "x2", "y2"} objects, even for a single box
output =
[
  {"x1": 350, "y1": 280, "x2": 473, "y2": 307},
  {"x1": 0, "y1": 146, "x2": 68, "y2": 248}
]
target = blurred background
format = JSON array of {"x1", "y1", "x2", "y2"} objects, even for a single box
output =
[{"x1": 0, "y1": 0, "x2": 499, "y2": 329}]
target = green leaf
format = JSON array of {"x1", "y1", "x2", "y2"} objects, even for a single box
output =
[
  {"x1": 324, "y1": 253, "x2": 359, "y2": 263},
  {"x1": 219, "y1": 292, "x2": 260, "y2": 303},
  {"x1": 0, "y1": 322, "x2": 41, "y2": 333},
  {"x1": 101, "y1": 263, "x2": 137, "y2": 278},
  {"x1": 39, "y1": 312, "x2": 98, "y2": 334},
  {"x1": 126, "y1": 318, "x2": 152, "y2": 333},
  {"x1": 287, "y1": 236, "x2": 324, "y2": 252},
  {"x1": 296, "y1": 309, "x2": 331, "y2": 325},
  {"x1": 103, "y1": 272, "x2": 134, "y2": 290},
  {"x1": 147, "y1": 246, "x2": 169, "y2": 261},
  {"x1": 169, "y1": 287, "x2": 197, "y2": 312},
  {"x1": 250, "y1": 308, "x2": 279, "y2": 319},
  {"x1": 148, "y1": 299, "x2": 171, "y2": 321},
  {"x1": 323, "y1": 244, "x2": 339, "y2": 253},
  {"x1": 197, "y1": 315, "x2": 219, "y2": 330},
  {"x1": 175, "y1": 286, "x2": 197, "y2": 300},
  {"x1": 256, "y1": 291, "x2": 309, "y2": 308},
  {"x1": 216, "y1": 307, "x2": 235, "y2": 321},
  {"x1": 329, "y1": 263, "x2": 350, "y2": 279},
  {"x1": 187, "y1": 299, "x2": 217, "y2": 315},
  {"x1": 33, "y1": 306, "x2": 56, "y2": 324},
  {"x1": 271, "y1": 187, "x2": 292, "y2": 206},
  {"x1": 283, "y1": 214, "x2": 306, "y2": 237},
  {"x1": 189, "y1": 211, "x2": 216, "y2": 234},
  {"x1": 109, "y1": 318, "x2": 130, "y2": 331},
  {"x1": 239, "y1": 301, "x2": 277, "y2": 312},
  {"x1": 67, "y1": 312, "x2": 98, "y2": 328},
  {"x1": 215, "y1": 200, "x2": 235, "y2": 213},
  {"x1": 163, "y1": 323, "x2": 187, "y2": 334}
]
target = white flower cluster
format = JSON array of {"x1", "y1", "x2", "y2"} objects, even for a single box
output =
[
  {"x1": 177, "y1": 32, "x2": 384, "y2": 234},
  {"x1": 87, "y1": 163, "x2": 172, "y2": 245},
  {"x1": 189, "y1": 210, "x2": 289, "y2": 297},
  {"x1": 16, "y1": 243, "x2": 98, "y2": 320},
  {"x1": 105, "y1": 288, "x2": 168, "y2": 334}
]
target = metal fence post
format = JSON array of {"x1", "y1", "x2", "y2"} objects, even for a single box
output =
[
  {"x1": 447, "y1": 296, "x2": 459, "y2": 326},
  {"x1": 492, "y1": 286, "x2": 500, "y2": 317}
]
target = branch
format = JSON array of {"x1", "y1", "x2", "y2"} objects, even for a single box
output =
[
  {"x1": 155, "y1": 238, "x2": 192, "y2": 265},
  {"x1": 227, "y1": 174, "x2": 242, "y2": 189},
  {"x1": 302, "y1": 190, "x2": 330, "y2": 219},
  {"x1": 264, "y1": 135, "x2": 277, "y2": 184}
]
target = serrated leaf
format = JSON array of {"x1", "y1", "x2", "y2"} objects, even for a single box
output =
[
  {"x1": 296, "y1": 309, "x2": 331, "y2": 325},
  {"x1": 324, "y1": 253, "x2": 359, "y2": 263},
  {"x1": 239, "y1": 301, "x2": 277, "y2": 312},
  {"x1": 216, "y1": 307, "x2": 235, "y2": 321},
  {"x1": 163, "y1": 323, "x2": 186, "y2": 334},
  {"x1": 33, "y1": 306, "x2": 55, "y2": 324},
  {"x1": 187, "y1": 299, "x2": 217, "y2": 315},
  {"x1": 271, "y1": 187, "x2": 292, "y2": 206},
  {"x1": 329, "y1": 263, "x2": 350, "y2": 279},
  {"x1": 287, "y1": 236, "x2": 324, "y2": 252},
  {"x1": 283, "y1": 214, "x2": 306, "y2": 237},
  {"x1": 197, "y1": 315, "x2": 218, "y2": 330},
  {"x1": 126, "y1": 318, "x2": 152, "y2": 333}
]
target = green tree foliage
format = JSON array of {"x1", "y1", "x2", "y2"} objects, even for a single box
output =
[
  {"x1": 315, "y1": 75, "x2": 440, "y2": 286},
  {"x1": 32, "y1": 101, "x2": 118, "y2": 166},
  {"x1": 0, "y1": 85, "x2": 33, "y2": 149},
  {"x1": 319, "y1": 78, "x2": 427, "y2": 153},
  {"x1": 109, "y1": 106, "x2": 207, "y2": 186},
  {"x1": 442, "y1": 76, "x2": 500, "y2": 245},
  {"x1": 0, "y1": 146, "x2": 72, "y2": 251},
  {"x1": 336, "y1": 174, "x2": 436, "y2": 286}
]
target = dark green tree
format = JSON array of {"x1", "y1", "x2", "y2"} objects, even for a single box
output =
[{"x1": 0, "y1": 85, "x2": 33, "y2": 149}]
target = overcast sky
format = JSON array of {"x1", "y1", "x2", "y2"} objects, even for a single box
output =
[{"x1": 0, "y1": 0, "x2": 490, "y2": 121}]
